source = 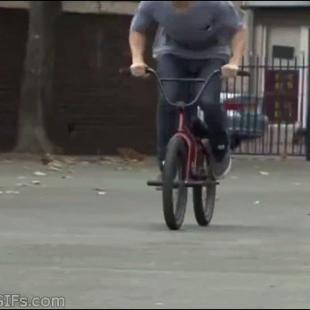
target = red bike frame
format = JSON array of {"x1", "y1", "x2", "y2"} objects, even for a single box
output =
[
  {"x1": 174, "y1": 107, "x2": 202, "y2": 179},
  {"x1": 148, "y1": 67, "x2": 221, "y2": 181}
]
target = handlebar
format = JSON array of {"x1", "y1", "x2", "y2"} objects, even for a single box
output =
[{"x1": 120, "y1": 67, "x2": 250, "y2": 107}]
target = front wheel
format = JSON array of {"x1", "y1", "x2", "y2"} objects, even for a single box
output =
[{"x1": 162, "y1": 136, "x2": 188, "y2": 230}]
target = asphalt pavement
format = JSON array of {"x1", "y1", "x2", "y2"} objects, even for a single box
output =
[{"x1": 0, "y1": 156, "x2": 309, "y2": 309}]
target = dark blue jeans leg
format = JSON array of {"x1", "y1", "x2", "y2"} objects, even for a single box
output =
[
  {"x1": 195, "y1": 59, "x2": 229, "y2": 160},
  {"x1": 156, "y1": 55, "x2": 193, "y2": 169}
]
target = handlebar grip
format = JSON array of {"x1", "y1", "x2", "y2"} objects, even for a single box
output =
[
  {"x1": 119, "y1": 67, "x2": 155, "y2": 78},
  {"x1": 145, "y1": 67, "x2": 155, "y2": 74}
]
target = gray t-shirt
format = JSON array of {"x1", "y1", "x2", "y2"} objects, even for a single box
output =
[{"x1": 130, "y1": 1, "x2": 245, "y2": 61}]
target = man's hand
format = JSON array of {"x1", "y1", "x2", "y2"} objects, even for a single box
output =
[
  {"x1": 130, "y1": 62, "x2": 148, "y2": 78},
  {"x1": 221, "y1": 63, "x2": 239, "y2": 79}
]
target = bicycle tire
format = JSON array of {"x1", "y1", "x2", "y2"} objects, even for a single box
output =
[{"x1": 162, "y1": 136, "x2": 188, "y2": 230}]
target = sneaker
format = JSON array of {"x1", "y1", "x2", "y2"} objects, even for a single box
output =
[{"x1": 210, "y1": 149, "x2": 232, "y2": 180}]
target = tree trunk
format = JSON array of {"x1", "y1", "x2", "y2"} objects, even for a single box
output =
[{"x1": 15, "y1": 1, "x2": 62, "y2": 154}]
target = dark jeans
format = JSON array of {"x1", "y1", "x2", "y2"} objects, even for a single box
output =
[{"x1": 156, "y1": 54, "x2": 229, "y2": 166}]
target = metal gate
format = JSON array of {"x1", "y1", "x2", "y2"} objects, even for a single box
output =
[{"x1": 224, "y1": 55, "x2": 309, "y2": 156}]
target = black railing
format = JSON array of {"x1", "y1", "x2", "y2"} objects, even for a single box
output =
[{"x1": 224, "y1": 55, "x2": 309, "y2": 157}]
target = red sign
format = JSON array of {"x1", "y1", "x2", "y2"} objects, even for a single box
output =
[{"x1": 264, "y1": 70, "x2": 299, "y2": 123}]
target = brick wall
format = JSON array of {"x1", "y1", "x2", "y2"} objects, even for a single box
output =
[{"x1": 48, "y1": 13, "x2": 158, "y2": 155}]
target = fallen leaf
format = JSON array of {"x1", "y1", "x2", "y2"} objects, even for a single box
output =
[
  {"x1": 62, "y1": 157, "x2": 76, "y2": 165},
  {"x1": 32, "y1": 180, "x2": 41, "y2": 185},
  {"x1": 34, "y1": 171, "x2": 47, "y2": 177},
  {"x1": 5, "y1": 190, "x2": 20, "y2": 195},
  {"x1": 259, "y1": 171, "x2": 270, "y2": 176},
  {"x1": 254, "y1": 200, "x2": 261, "y2": 205},
  {"x1": 48, "y1": 160, "x2": 63, "y2": 170},
  {"x1": 62, "y1": 175, "x2": 72, "y2": 180},
  {"x1": 47, "y1": 161, "x2": 63, "y2": 171},
  {"x1": 117, "y1": 147, "x2": 146, "y2": 162},
  {"x1": 41, "y1": 153, "x2": 54, "y2": 165},
  {"x1": 95, "y1": 188, "x2": 105, "y2": 192},
  {"x1": 280, "y1": 152, "x2": 287, "y2": 160},
  {"x1": 95, "y1": 188, "x2": 106, "y2": 196},
  {"x1": 48, "y1": 166, "x2": 61, "y2": 172},
  {"x1": 101, "y1": 161, "x2": 111, "y2": 165}
]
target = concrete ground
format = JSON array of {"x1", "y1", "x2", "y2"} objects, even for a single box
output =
[{"x1": 0, "y1": 156, "x2": 309, "y2": 309}]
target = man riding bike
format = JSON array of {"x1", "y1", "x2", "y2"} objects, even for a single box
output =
[{"x1": 129, "y1": 1, "x2": 246, "y2": 179}]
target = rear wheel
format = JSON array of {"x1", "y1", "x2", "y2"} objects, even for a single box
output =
[
  {"x1": 162, "y1": 136, "x2": 188, "y2": 230},
  {"x1": 193, "y1": 156, "x2": 216, "y2": 226}
]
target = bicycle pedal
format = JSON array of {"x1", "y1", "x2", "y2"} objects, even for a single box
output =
[{"x1": 147, "y1": 180, "x2": 163, "y2": 187}]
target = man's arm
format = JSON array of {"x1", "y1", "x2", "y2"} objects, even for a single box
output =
[
  {"x1": 129, "y1": 2, "x2": 155, "y2": 77},
  {"x1": 222, "y1": 27, "x2": 246, "y2": 78},
  {"x1": 230, "y1": 27, "x2": 246, "y2": 67},
  {"x1": 129, "y1": 31, "x2": 148, "y2": 77},
  {"x1": 220, "y1": 2, "x2": 247, "y2": 78}
]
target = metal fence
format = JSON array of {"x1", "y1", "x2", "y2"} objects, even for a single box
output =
[{"x1": 222, "y1": 55, "x2": 309, "y2": 156}]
